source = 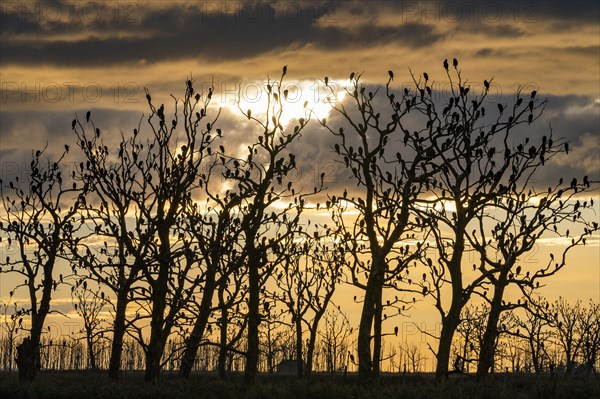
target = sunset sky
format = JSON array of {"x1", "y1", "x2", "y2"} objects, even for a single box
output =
[{"x1": 1, "y1": 1, "x2": 599, "y2": 365}]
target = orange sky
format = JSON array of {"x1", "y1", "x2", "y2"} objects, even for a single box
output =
[{"x1": 1, "y1": 1, "x2": 599, "y2": 365}]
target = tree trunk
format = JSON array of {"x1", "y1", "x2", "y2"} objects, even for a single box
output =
[
  {"x1": 144, "y1": 226, "x2": 173, "y2": 383},
  {"x1": 435, "y1": 273, "x2": 463, "y2": 379},
  {"x1": 179, "y1": 267, "x2": 216, "y2": 378},
  {"x1": 357, "y1": 282, "x2": 376, "y2": 383},
  {"x1": 372, "y1": 285, "x2": 383, "y2": 377},
  {"x1": 357, "y1": 256, "x2": 384, "y2": 383},
  {"x1": 18, "y1": 265, "x2": 53, "y2": 383},
  {"x1": 145, "y1": 283, "x2": 167, "y2": 382},
  {"x1": 144, "y1": 337, "x2": 165, "y2": 383},
  {"x1": 435, "y1": 237, "x2": 465, "y2": 379},
  {"x1": 86, "y1": 327, "x2": 97, "y2": 370},
  {"x1": 17, "y1": 316, "x2": 44, "y2": 382},
  {"x1": 305, "y1": 314, "x2": 323, "y2": 380},
  {"x1": 16, "y1": 338, "x2": 39, "y2": 383},
  {"x1": 244, "y1": 253, "x2": 260, "y2": 384},
  {"x1": 108, "y1": 289, "x2": 128, "y2": 379},
  {"x1": 218, "y1": 306, "x2": 228, "y2": 379},
  {"x1": 476, "y1": 281, "x2": 506, "y2": 380},
  {"x1": 295, "y1": 317, "x2": 303, "y2": 379}
]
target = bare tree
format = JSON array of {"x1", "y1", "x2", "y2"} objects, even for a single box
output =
[
  {"x1": 0, "y1": 300, "x2": 21, "y2": 371},
  {"x1": 412, "y1": 59, "x2": 552, "y2": 379},
  {"x1": 507, "y1": 299, "x2": 553, "y2": 373},
  {"x1": 215, "y1": 275, "x2": 247, "y2": 379},
  {"x1": 402, "y1": 343, "x2": 427, "y2": 373},
  {"x1": 221, "y1": 67, "x2": 316, "y2": 384},
  {"x1": 72, "y1": 116, "x2": 146, "y2": 379},
  {"x1": 319, "y1": 69, "x2": 436, "y2": 382},
  {"x1": 319, "y1": 309, "x2": 352, "y2": 374},
  {"x1": 578, "y1": 299, "x2": 600, "y2": 375},
  {"x1": 452, "y1": 304, "x2": 489, "y2": 373},
  {"x1": 271, "y1": 226, "x2": 345, "y2": 378},
  {"x1": 465, "y1": 131, "x2": 598, "y2": 379},
  {"x1": 74, "y1": 79, "x2": 219, "y2": 382},
  {"x1": 0, "y1": 147, "x2": 82, "y2": 382},
  {"x1": 178, "y1": 166, "x2": 247, "y2": 378},
  {"x1": 70, "y1": 283, "x2": 106, "y2": 369},
  {"x1": 547, "y1": 297, "x2": 586, "y2": 374}
]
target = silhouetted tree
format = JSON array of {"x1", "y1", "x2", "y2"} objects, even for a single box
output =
[
  {"x1": 72, "y1": 114, "x2": 147, "y2": 379},
  {"x1": 74, "y1": 79, "x2": 220, "y2": 382},
  {"x1": 223, "y1": 67, "x2": 316, "y2": 384},
  {"x1": 271, "y1": 226, "x2": 344, "y2": 378},
  {"x1": 178, "y1": 162, "x2": 247, "y2": 378},
  {"x1": 70, "y1": 283, "x2": 106, "y2": 369},
  {"x1": 470, "y1": 161, "x2": 597, "y2": 379},
  {"x1": 506, "y1": 300, "x2": 553, "y2": 373},
  {"x1": 319, "y1": 70, "x2": 435, "y2": 382},
  {"x1": 414, "y1": 60, "x2": 550, "y2": 378},
  {"x1": 319, "y1": 309, "x2": 352, "y2": 374},
  {"x1": 0, "y1": 148, "x2": 82, "y2": 382},
  {"x1": 0, "y1": 300, "x2": 20, "y2": 371},
  {"x1": 578, "y1": 299, "x2": 600, "y2": 375}
]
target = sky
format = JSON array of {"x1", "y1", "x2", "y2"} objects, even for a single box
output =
[{"x1": 1, "y1": 0, "x2": 599, "y2": 365}]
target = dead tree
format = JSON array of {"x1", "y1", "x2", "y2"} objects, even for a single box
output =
[
  {"x1": 220, "y1": 67, "x2": 316, "y2": 384},
  {"x1": 271, "y1": 225, "x2": 345, "y2": 379},
  {"x1": 0, "y1": 147, "x2": 82, "y2": 382},
  {"x1": 74, "y1": 79, "x2": 220, "y2": 382},
  {"x1": 0, "y1": 300, "x2": 21, "y2": 371},
  {"x1": 506, "y1": 300, "x2": 554, "y2": 373},
  {"x1": 319, "y1": 69, "x2": 436, "y2": 383},
  {"x1": 469, "y1": 148, "x2": 597, "y2": 379},
  {"x1": 578, "y1": 299, "x2": 600, "y2": 375},
  {"x1": 319, "y1": 309, "x2": 352, "y2": 374},
  {"x1": 72, "y1": 115, "x2": 147, "y2": 379},
  {"x1": 70, "y1": 283, "x2": 106, "y2": 370},
  {"x1": 178, "y1": 167, "x2": 247, "y2": 378},
  {"x1": 414, "y1": 60, "x2": 551, "y2": 378}
]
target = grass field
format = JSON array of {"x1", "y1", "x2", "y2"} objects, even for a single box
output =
[{"x1": 1, "y1": 371, "x2": 599, "y2": 399}]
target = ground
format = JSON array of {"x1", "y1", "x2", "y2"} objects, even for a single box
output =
[{"x1": 0, "y1": 370, "x2": 599, "y2": 399}]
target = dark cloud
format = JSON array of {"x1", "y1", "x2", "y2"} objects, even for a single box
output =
[
  {"x1": 530, "y1": 1, "x2": 600, "y2": 24},
  {"x1": 455, "y1": 23, "x2": 524, "y2": 38},
  {"x1": 399, "y1": 0, "x2": 600, "y2": 25},
  {"x1": 0, "y1": 2, "x2": 441, "y2": 67}
]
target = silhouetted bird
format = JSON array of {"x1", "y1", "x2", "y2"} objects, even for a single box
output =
[
  {"x1": 86, "y1": 111, "x2": 91, "y2": 122},
  {"x1": 443, "y1": 59, "x2": 449, "y2": 70},
  {"x1": 388, "y1": 70, "x2": 394, "y2": 80},
  {"x1": 564, "y1": 143, "x2": 569, "y2": 154},
  {"x1": 497, "y1": 104, "x2": 504, "y2": 114},
  {"x1": 423, "y1": 72, "x2": 429, "y2": 81},
  {"x1": 72, "y1": 119, "x2": 76, "y2": 130},
  {"x1": 282, "y1": 65, "x2": 287, "y2": 75},
  {"x1": 453, "y1": 58, "x2": 458, "y2": 68}
]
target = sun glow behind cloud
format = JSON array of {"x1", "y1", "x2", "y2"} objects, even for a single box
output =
[{"x1": 215, "y1": 80, "x2": 346, "y2": 129}]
